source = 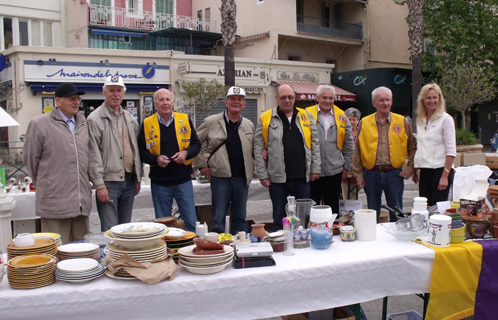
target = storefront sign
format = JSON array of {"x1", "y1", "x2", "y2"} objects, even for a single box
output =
[
  {"x1": 298, "y1": 93, "x2": 355, "y2": 102},
  {"x1": 217, "y1": 69, "x2": 253, "y2": 77},
  {"x1": 244, "y1": 87, "x2": 264, "y2": 94},
  {"x1": 394, "y1": 74, "x2": 407, "y2": 85},
  {"x1": 177, "y1": 63, "x2": 190, "y2": 75},
  {"x1": 353, "y1": 75, "x2": 367, "y2": 86},
  {"x1": 277, "y1": 71, "x2": 319, "y2": 82},
  {"x1": 24, "y1": 61, "x2": 170, "y2": 84}
]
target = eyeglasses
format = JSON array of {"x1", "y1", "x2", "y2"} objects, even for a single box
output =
[
  {"x1": 278, "y1": 95, "x2": 295, "y2": 101},
  {"x1": 64, "y1": 96, "x2": 82, "y2": 102}
]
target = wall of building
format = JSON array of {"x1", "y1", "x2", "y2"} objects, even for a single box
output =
[
  {"x1": 176, "y1": 0, "x2": 191, "y2": 16},
  {"x1": 65, "y1": 0, "x2": 88, "y2": 48}
]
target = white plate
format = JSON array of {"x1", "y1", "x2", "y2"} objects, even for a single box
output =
[
  {"x1": 179, "y1": 260, "x2": 232, "y2": 275},
  {"x1": 57, "y1": 258, "x2": 99, "y2": 273},
  {"x1": 162, "y1": 228, "x2": 187, "y2": 240},
  {"x1": 105, "y1": 269, "x2": 138, "y2": 281},
  {"x1": 179, "y1": 255, "x2": 233, "y2": 267},
  {"x1": 178, "y1": 244, "x2": 234, "y2": 258},
  {"x1": 110, "y1": 222, "x2": 167, "y2": 237},
  {"x1": 58, "y1": 243, "x2": 100, "y2": 253},
  {"x1": 179, "y1": 251, "x2": 233, "y2": 264},
  {"x1": 105, "y1": 230, "x2": 168, "y2": 250}
]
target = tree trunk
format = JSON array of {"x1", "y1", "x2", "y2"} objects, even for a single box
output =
[
  {"x1": 221, "y1": 0, "x2": 237, "y2": 87},
  {"x1": 224, "y1": 46, "x2": 235, "y2": 87},
  {"x1": 460, "y1": 110, "x2": 466, "y2": 130},
  {"x1": 411, "y1": 54, "x2": 422, "y2": 133}
]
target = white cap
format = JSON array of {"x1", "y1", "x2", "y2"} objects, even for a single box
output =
[
  {"x1": 104, "y1": 75, "x2": 125, "y2": 87},
  {"x1": 226, "y1": 86, "x2": 246, "y2": 98}
]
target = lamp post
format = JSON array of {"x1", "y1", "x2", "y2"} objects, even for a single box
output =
[{"x1": 0, "y1": 107, "x2": 19, "y2": 252}]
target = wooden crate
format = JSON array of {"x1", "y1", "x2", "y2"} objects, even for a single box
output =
[{"x1": 486, "y1": 156, "x2": 498, "y2": 169}]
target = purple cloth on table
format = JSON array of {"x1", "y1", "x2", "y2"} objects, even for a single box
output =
[{"x1": 474, "y1": 240, "x2": 498, "y2": 319}]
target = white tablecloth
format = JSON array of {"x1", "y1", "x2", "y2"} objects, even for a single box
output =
[
  {"x1": 0, "y1": 225, "x2": 435, "y2": 320},
  {"x1": 9, "y1": 180, "x2": 270, "y2": 221}
]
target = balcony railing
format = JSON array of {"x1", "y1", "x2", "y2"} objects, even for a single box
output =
[
  {"x1": 297, "y1": 15, "x2": 362, "y2": 41},
  {"x1": 89, "y1": 4, "x2": 218, "y2": 33}
]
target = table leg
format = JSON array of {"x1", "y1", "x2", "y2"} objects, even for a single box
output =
[
  {"x1": 382, "y1": 296, "x2": 388, "y2": 320},
  {"x1": 353, "y1": 303, "x2": 361, "y2": 320}
]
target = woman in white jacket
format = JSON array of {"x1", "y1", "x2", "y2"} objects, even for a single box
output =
[{"x1": 412, "y1": 83, "x2": 456, "y2": 205}]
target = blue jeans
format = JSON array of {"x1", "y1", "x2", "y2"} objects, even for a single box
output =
[
  {"x1": 210, "y1": 176, "x2": 249, "y2": 234},
  {"x1": 97, "y1": 178, "x2": 135, "y2": 232},
  {"x1": 151, "y1": 180, "x2": 197, "y2": 232},
  {"x1": 363, "y1": 167, "x2": 404, "y2": 223},
  {"x1": 269, "y1": 178, "x2": 310, "y2": 231}
]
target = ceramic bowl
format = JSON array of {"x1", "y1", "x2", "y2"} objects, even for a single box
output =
[
  {"x1": 14, "y1": 233, "x2": 35, "y2": 248},
  {"x1": 451, "y1": 225, "x2": 465, "y2": 236},
  {"x1": 450, "y1": 234, "x2": 464, "y2": 244},
  {"x1": 463, "y1": 218, "x2": 491, "y2": 239},
  {"x1": 385, "y1": 224, "x2": 425, "y2": 241}
]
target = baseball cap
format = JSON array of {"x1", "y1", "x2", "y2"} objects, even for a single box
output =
[
  {"x1": 104, "y1": 75, "x2": 125, "y2": 87},
  {"x1": 226, "y1": 86, "x2": 246, "y2": 98},
  {"x1": 55, "y1": 83, "x2": 85, "y2": 98}
]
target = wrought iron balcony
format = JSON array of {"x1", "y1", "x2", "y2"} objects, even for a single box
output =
[
  {"x1": 89, "y1": 4, "x2": 218, "y2": 33},
  {"x1": 297, "y1": 15, "x2": 362, "y2": 41}
]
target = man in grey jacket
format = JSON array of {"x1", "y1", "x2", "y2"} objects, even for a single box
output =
[
  {"x1": 306, "y1": 85, "x2": 354, "y2": 214},
  {"x1": 193, "y1": 87, "x2": 255, "y2": 234},
  {"x1": 87, "y1": 76, "x2": 142, "y2": 231},
  {"x1": 254, "y1": 84, "x2": 321, "y2": 231},
  {"x1": 23, "y1": 83, "x2": 92, "y2": 244}
]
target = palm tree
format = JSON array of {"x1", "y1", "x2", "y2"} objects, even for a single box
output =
[
  {"x1": 395, "y1": 0, "x2": 424, "y2": 132},
  {"x1": 220, "y1": 0, "x2": 237, "y2": 87}
]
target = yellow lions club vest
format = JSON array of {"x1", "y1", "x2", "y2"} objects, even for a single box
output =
[
  {"x1": 260, "y1": 108, "x2": 311, "y2": 149},
  {"x1": 358, "y1": 113, "x2": 407, "y2": 169},
  {"x1": 143, "y1": 112, "x2": 192, "y2": 165},
  {"x1": 306, "y1": 104, "x2": 346, "y2": 150}
]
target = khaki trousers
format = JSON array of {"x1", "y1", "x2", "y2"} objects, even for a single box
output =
[{"x1": 41, "y1": 215, "x2": 89, "y2": 245}]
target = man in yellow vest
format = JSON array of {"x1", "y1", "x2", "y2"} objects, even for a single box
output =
[
  {"x1": 137, "y1": 88, "x2": 201, "y2": 231},
  {"x1": 254, "y1": 84, "x2": 321, "y2": 231},
  {"x1": 351, "y1": 86, "x2": 417, "y2": 222},
  {"x1": 306, "y1": 85, "x2": 354, "y2": 214}
]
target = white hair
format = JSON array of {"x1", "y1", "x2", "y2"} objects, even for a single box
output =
[
  {"x1": 372, "y1": 86, "x2": 392, "y2": 100},
  {"x1": 317, "y1": 85, "x2": 336, "y2": 98}
]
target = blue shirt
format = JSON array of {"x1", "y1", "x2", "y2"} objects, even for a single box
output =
[
  {"x1": 157, "y1": 112, "x2": 174, "y2": 127},
  {"x1": 57, "y1": 108, "x2": 76, "y2": 133}
]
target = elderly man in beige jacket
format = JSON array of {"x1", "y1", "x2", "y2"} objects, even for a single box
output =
[
  {"x1": 23, "y1": 83, "x2": 92, "y2": 244},
  {"x1": 193, "y1": 87, "x2": 255, "y2": 234}
]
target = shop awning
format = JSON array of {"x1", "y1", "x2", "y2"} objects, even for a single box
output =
[
  {"x1": 29, "y1": 83, "x2": 168, "y2": 92},
  {"x1": 89, "y1": 28, "x2": 148, "y2": 37},
  {"x1": 273, "y1": 81, "x2": 356, "y2": 102}
]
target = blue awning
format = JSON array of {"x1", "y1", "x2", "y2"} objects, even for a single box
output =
[
  {"x1": 89, "y1": 28, "x2": 148, "y2": 37},
  {"x1": 29, "y1": 83, "x2": 168, "y2": 92}
]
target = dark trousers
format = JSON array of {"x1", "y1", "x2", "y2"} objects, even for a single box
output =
[
  {"x1": 419, "y1": 167, "x2": 454, "y2": 206},
  {"x1": 310, "y1": 172, "x2": 343, "y2": 214},
  {"x1": 269, "y1": 178, "x2": 310, "y2": 231}
]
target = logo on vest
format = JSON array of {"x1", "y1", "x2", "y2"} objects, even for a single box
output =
[
  {"x1": 339, "y1": 114, "x2": 345, "y2": 122},
  {"x1": 300, "y1": 113, "x2": 308, "y2": 122},
  {"x1": 178, "y1": 124, "x2": 189, "y2": 136},
  {"x1": 392, "y1": 124, "x2": 401, "y2": 134}
]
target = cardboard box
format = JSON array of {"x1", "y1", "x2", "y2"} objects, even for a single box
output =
[
  {"x1": 462, "y1": 153, "x2": 486, "y2": 166},
  {"x1": 334, "y1": 307, "x2": 355, "y2": 320},
  {"x1": 453, "y1": 153, "x2": 463, "y2": 167}
]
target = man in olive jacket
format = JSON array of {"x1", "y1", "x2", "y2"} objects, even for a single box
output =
[
  {"x1": 23, "y1": 83, "x2": 92, "y2": 244},
  {"x1": 193, "y1": 87, "x2": 255, "y2": 234}
]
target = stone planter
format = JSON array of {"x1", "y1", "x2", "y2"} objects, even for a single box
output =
[{"x1": 456, "y1": 144, "x2": 484, "y2": 154}]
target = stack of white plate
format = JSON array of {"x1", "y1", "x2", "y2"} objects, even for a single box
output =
[
  {"x1": 57, "y1": 243, "x2": 101, "y2": 261},
  {"x1": 55, "y1": 258, "x2": 105, "y2": 283},
  {"x1": 104, "y1": 222, "x2": 169, "y2": 251},
  {"x1": 103, "y1": 240, "x2": 168, "y2": 280},
  {"x1": 178, "y1": 245, "x2": 234, "y2": 275}
]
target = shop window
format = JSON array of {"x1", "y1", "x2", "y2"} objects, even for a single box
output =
[
  {"x1": 205, "y1": 8, "x2": 211, "y2": 20},
  {"x1": 31, "y1": 21, "x2": 40, "y2": 46},
  {"x1": 43, "y1": 22, "x2": 53, "y2": 47}
]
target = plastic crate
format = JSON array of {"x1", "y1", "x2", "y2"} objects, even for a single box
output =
[{"x1": 387, "y1": 310, "x2": 423, "y2": 320}]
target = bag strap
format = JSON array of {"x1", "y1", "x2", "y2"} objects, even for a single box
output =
[{"x1": 206, "y1": 120, "x2": 241, "y2": 164}]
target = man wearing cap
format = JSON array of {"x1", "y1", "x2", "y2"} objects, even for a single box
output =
[
  {"x1": 87, "y1": 76, "x2": 142, "y2": 231},
  {"x1": 23, "y1": 83, "x2": 92, "y2": 244},
  {"x1": 254, "y1": 84, "x2": 321, "y2": 231},
  {"x1": 138, "y1": 88, "x2": 201, "y2": 232},
  {"x1": 306, "y1": 85, "x2": 354, "y2": 214},
  {"x1": 193, "y1": 86, "x2": 255, "y2": 234}
]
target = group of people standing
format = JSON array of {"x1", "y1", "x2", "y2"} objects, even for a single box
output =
[{"x1": 23, "y1": 76, "x2": 455, "y2": 244}]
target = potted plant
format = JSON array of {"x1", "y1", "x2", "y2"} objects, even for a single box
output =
[{"x1": 455, "y1": 128, "x2": 483, "y2": 153}]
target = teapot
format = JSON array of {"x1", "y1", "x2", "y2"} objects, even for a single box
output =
[{"x1": 309, "y1": 205, "x2": 337, "y2": 228}]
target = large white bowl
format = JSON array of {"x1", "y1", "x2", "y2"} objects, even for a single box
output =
[
  {"x1": 179, "y1": 260, "x2": 232, "y2": 275},
  {"x1": 110, "y1": 222, "x2": 167, "y2": 238},
  {"x1": 385, "y1": 224, "x2": 426, "y2": 241},
  {"x1": 104, "y1": 230, "x2": 168, "y2": 250},
  {"x1": 162, "y1": 228, "x2": 187, "y2": 240}
]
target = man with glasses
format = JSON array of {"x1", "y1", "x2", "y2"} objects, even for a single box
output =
[
  {"x1": 254, "y1": 84, "x2": 321, "y2": 231},
  {"x1": 351, "y1": 86, "x2": 417, "y2": 222},
  {"x1": 23, "y1": 83, "x2": 92, "y2": 244},
  {"x1": 306, "y1": 85, "x2": 354, "y2": 214},
  {"x1": 193, "y1": 87, "x2": 255, "y2": 234},
  {"x1": 87, "y1": 76, "x2": 142, "y2": 231},
  {"x1": 138, "y1": 88, "x2": 201, "y2": 232}
]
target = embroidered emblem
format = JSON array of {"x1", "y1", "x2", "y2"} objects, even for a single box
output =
[
  {"x1": 111, "y1": 75, "x2": 119, "y2": 83},
  {"x1": 392, "y1": 124, "x2": 401, "y2": 134}
]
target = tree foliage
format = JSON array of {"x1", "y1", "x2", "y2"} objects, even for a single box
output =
[
  {"x1": 178, "y1": 78, "x2": 227, "y2": 117},
  {"x1": 438, "y1": 64, "x2": 497, "y2": 129},
  {"x1": 423, "y1": 0, "x2": 498, "y2": 76}
]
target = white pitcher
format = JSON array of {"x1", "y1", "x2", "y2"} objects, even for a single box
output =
[{"x1": 309, "y1": 205, "x2": 337, "y2": 228}]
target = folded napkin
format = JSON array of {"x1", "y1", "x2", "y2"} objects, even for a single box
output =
[{"x1": 104, "y1": 249, "x2": 178, "y2": 284}]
